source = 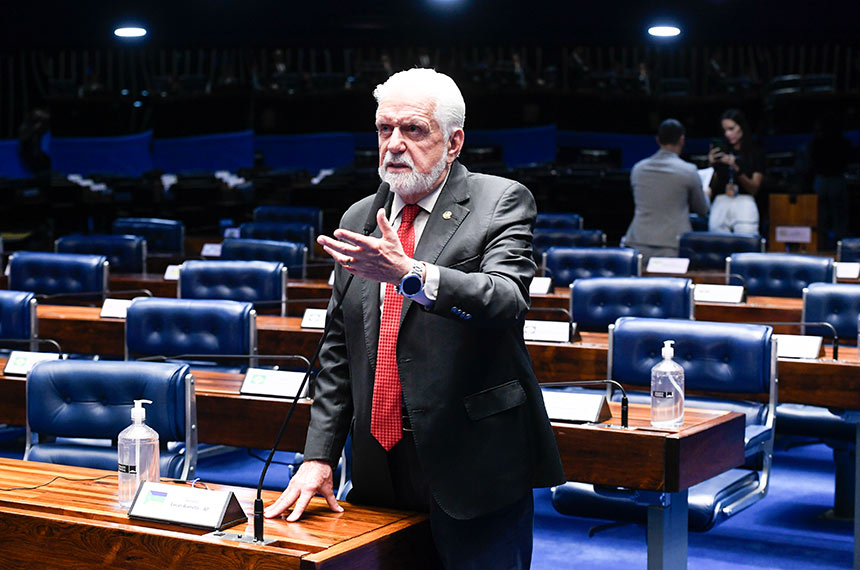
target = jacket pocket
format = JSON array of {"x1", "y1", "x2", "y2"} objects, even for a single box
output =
[{"x1": 463, "y1": 379, "x2": 527, "y2": 421}]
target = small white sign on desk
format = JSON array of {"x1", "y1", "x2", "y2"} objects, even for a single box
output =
[
  {"x1": 523, "y1": 320, "x2": 572, "y2": 343},
  {"x1": 223, "y1": 227, "x2": 240, "y2": 239},
  {"x1": 773, "y1": 334, "x2": 824, "y2": 359},
  {"x1": 541, "y1": 389, "x2": 611, "y2": 424},
  {"x1": 240, "y1": 367, "x2": 308, "y2": 398},
  {"x1": 646, "y1": 257, "x2": 690, "y2": 274},
  {"x1": 200, "y1": 243, "x2": 222, "y2": 257},
  {"x1": 836, "y1": 262, "x2": 860, "y2": 280},
  {"x1": 301, "y1": 308, "x2": 327, "y2": 329},
  {"x1": 163, "y1": 265, "x2": 181, "y2": 281},
  {"x1": 128, "y1": 481, "x2": 246, "y2": 531},
  {"x1": 100, "y1": 298, "x2": 133, "y2": 319},
  {"x1": 775, "y1": 226, "x2": 812, "y2": 243},
  {"x1": 693, "y1": 284, "x2": 745, "y2": 304},
  {"x1": 529, "y1": 277, "x2": 553, "y2": 296},
  {"x1": 3, "y1": 350, "x2": 61, "y2": 376}
]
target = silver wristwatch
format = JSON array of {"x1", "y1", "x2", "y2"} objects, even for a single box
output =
[{"x1": 395, "y1": 261, "x2": 425, "y2": 298}]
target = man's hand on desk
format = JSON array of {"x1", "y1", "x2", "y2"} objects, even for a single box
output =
[{"x1": 264, "y1": 459, "x2": 343, "y2": 522}]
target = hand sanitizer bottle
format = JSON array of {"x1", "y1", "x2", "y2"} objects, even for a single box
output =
[
  {"x1": 651, "y1": 340, "x2": 685, "y2": 428},
  {"x1": 118, "y1": 399, "x2": 160, "y2": 508}
]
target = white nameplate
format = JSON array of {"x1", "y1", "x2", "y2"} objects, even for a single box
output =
[
  {"x1": 529, "y1": 277, "x2": 553, "y2": 295},
  {"x1": 100, "y1": 298, "x2": 133, "y2": 319},
  {"x1": 223, "y1": 227, "x2": 241, "y2": 238},
  {"x1": 775, "y1": 226, "x2": 811, "y2": 243},
  {"x1": 646, "y1": 257, "x2": 690, "y2": 274},
  {"x1": 328, "y1": 270, "x2": 336, "y2": 286},
  {"x1": 523, "y1": 320, "x2": 571, "y2": 343},
  {"x1": 836, "y1": 262, "x2": 860, "y2": 280},
  {"x1": 240, "y1": 367, "x2": 308, "y2": 398},
  {"x1": 200, "y1": 243, "x2": 223, "y2": 257},
  {"x1": 4, "y1": 350, "x2": 61, "y2": 376},
  {"x1": 301, "y1": 308, "x2": 327, "y2": 329},
  {"x1": 774, "y1": 334, "x2": 823, "y2": 359},
  {"x1": 541, "y1": 389, "x2": 611, "y2": 424},
  {"x1": 693, "y1": 284, "x2": 745, "y2": 304},
  {"x1": 128, "y1": 481, "x2": 246, "y2": 530},
  {"x1": 163, "y1": 265, "x2": 181, "y2": 281}
]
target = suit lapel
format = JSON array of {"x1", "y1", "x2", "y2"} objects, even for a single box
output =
[{"x1": 360, "y1": 225, "x2": 384, "y2": 369}]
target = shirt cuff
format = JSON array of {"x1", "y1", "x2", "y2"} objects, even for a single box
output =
[{"x1": 410, "y1": 262, "x2": 439, "y2": 307}]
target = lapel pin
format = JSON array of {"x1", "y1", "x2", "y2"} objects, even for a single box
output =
[{"x1": 442, "y1": 210, "x2": 453, "y2": 220}]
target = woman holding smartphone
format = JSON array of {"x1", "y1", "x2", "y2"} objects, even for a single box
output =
[{"x1": 708, "y1": 108, "x2": 764, "y2": 233}]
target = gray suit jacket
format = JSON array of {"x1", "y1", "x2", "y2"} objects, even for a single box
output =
[
  {"x1": 623, "y1": 149, "x2": 710, "y2": 251},
  {"x1": 303, "y1": 161, "x2": 564, "y2": 520}
]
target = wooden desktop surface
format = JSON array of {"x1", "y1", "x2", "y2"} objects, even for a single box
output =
[
  {"x1": 32, "y1": 305, "x2": 860, "y2": 410},
  {"x1": 0, "y1": 457, "x2": 432, "y2": 569}
]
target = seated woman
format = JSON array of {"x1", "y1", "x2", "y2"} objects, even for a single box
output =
[{"x1": 708, "y1": 109, "x2": 764, "y2": 234}]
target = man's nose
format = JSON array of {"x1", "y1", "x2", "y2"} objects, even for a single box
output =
[{"x1": 388, "y1": 127, "x2": 407, "y2": 152}]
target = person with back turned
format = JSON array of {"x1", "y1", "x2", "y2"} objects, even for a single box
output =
[
  {"x1": 622, "y1": 118, "x2": 710, "y2": 262},
  {"x1": 264, "y1": 68, "x2": 564, "y2": 569}
]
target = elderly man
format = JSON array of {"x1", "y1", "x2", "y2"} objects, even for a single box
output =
[{"x1": 265, "y1": 68, "x2": 563, "y2": 568}]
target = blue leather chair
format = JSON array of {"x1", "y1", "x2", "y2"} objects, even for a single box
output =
[
  {"x1": 178, "y1": 260, "x2": 287, "y2": 316},
  {"x1": 239, "y1": 221, "x2": 315, "y2": 251},
  {"x1": 221, "y1": 238, "x2": 308, "y2": 280},
  {"x1": 533, "y1": 228, "x2": 606, "y2": 260},
  {"x1": 727, "y1": 252, "x2": 834, "y2": 297},
  {"x1": 535, "y1": 212, "x2": 584, "y2": 230},
  {"x1": 112, "y1": 217, "x2": 185, "y2": 256},
  {"x1": 837, "y1": 238, "x2": 860, "y2": 262},
  {"x1": 689, "y1": 213, "x2": 709, "y2": 232},
  {"x1": 775, "y1": 282, "x2": 860, "y2": 519},
  {"x1": 552, "y1": 317, "x2": 777, "y2": 532},
  {"x1": 9, "y1": 251, "x2": 108, "y2": 303},
  {"x1": 125, "y1": 297, "x2": 257, "y2": 370},
  {"x1": 570, "y1": 277, "x2": 694, "y2": 331},
  {"x1": 253, "y1": 206, "x2": 323, "y2": 237},
  {"x1": 56, "y1": 234, "x2": 147, "y2": 274},
  {"x1": 25, "y1": 359, "x2": 197, "y2": 480},
  {"x1": 0, "y1": 290, "x2": 38, "y2": 351},
  {"x1": 679, "y1": 232, "x2": 765, "y2": 270},
  {"x1": 543, "y1": 247, "x2": 641, "y2": 287}
]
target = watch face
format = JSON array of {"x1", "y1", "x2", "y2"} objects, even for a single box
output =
[{"x1": 401, "y1": 274, "x2": 422, "y2": 296}]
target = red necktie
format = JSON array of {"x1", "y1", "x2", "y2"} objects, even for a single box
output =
[{"x1": 371, "y1": 204, "x2": 420, "y2": 451}]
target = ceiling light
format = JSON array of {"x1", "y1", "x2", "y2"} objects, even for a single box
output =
[
  {"x1": 648, "y1": 26, "x2": 681, "y2": 37},
  {"x1": 114, "y1": 27, "x2": 147, "y2": 38}
]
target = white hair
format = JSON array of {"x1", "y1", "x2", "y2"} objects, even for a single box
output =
[{"x1": 373, "y1": 68, "x2": 466, "y2": 139}]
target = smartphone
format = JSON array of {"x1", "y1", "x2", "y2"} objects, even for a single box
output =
[{"x1": 710, "y1": 138, "x2": 729, "y2": 154}]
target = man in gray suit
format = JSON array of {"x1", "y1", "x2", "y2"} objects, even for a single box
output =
[
  {"x1": 622, "y1": 118, "x2": 710, "y2": 262},
  {"x1": 265, "y1": 68, "x2": 564, "y2": 568}
]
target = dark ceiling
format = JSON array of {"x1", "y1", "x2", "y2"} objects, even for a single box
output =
[{"x1": 3, "y1": 0, "x2": 859, "y2": 48}]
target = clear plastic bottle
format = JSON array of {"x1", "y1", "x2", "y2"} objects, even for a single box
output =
[
  {"x1": 650, "y1": 340, "x2": 685, "y2": 428},
  {"x1": 118, "y1": 399, "x2": 160, "y2": 508}
]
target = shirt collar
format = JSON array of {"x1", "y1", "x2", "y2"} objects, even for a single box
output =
[{"x1": 390, "y1": 166, "x2": 451, "y2": 220}]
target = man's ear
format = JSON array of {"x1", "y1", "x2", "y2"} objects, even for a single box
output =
[{"x1": 447, "y1": 129, "x2": 465, "y2": 163}]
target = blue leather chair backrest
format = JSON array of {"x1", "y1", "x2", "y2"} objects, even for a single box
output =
[
  {"x1": 178, "y1": 260, "x2": 286, "y2": 313},
  {"x1": 571, "y1": 277, "x2": 693, "y2": 331},
  {"x1": 837, "y1": 238, "x2": 860, "y2": 262},
  {"x1": 221, "y1": 238, "x2": 308, "y2": 280},
  {"x1": 0, "y1": 290, "x2": 36, "y2": 340},
  {"x1": 126, "y1": 297, "x2": 255, "y2": 359},
  {"x1": 802, "y1": 282, "x2": 860, "y2": 340},
  {"x1": 535, "y1": 212, "x2": 584, "y2": 230},
  {"x1": 609, "y1": 317, "x2": 774, "y2": 396},
  {"x1": 239, "y1": 221, "x2": 315, "y2": 249},
  {"x1": 727, "y1": 252, "x2": 834, "y2": 297},
  {"x1": 253, "y1": 206, "x2": 323, "y2": 235},
  {"x1": 9, "y1": 251, "x2": 108, "y2": 297},
  {"x1": 56, "y1": 234, "x2": 147, "y2": 274},
  {"x1": 533, "y1": 228, "x2": 606, "y2": 259},
  {"x1": 543, "y1": 247, "x2": 640, "y2": 287},
  {"x1": 112, "y1": 217, "x2": 184, "y2": 255},
  {"x1": 27, "y1": 360, "x2": 190, "y2": 442},
  {"x1": 679, "y1": 232, "x2": 764, "y2": 270}
]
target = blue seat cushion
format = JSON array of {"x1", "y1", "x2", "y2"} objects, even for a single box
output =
[{"x1": 776, "y1": 403, "x2": 855, "y2": 443}]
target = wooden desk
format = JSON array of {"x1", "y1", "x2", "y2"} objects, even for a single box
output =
[{"x1": 0, "y1": 458, "x2": 433, "y2": 569}]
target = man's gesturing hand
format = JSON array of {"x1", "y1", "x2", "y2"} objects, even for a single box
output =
[
  {"x1": 317, "y1": 208, "x2": 414, "y2": 284},
  {"x1": 263, "y1": 459, "x2": 343, "y2": 522}
]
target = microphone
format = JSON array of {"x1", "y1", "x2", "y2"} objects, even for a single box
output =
[
  {"x1": 135, "y1": 353, "x2": 310, "y2": 370},
  {"x1": 0, "y1": 338, "x2": 63, "y2": 354},
  {"x1": 541, "y1": 379, "x2": 629, "y2": 429},
  {"x1": 362, "y1": 181, "x2": 392, "y2": 236},
  {"x1": 744, "y1": 321, "x2": 839, "y2": 360}
]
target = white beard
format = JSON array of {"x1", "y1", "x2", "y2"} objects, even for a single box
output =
[{"x1": 378, "y1": 151, "x2": 448, "y2": 200}]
